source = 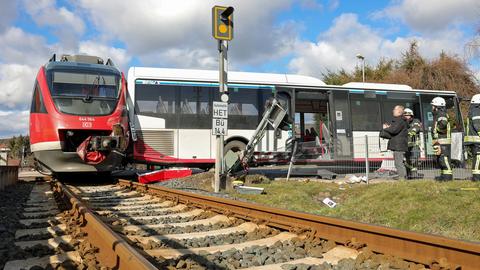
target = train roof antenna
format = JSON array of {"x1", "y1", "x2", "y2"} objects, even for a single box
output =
[{"x1": 49, "y1": 54, "x2": 56, "y2": 62}]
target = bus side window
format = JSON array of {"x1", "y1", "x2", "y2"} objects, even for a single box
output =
[
  {"x1": 226, "y1": 87, "x2": 265, "y2": 130},
  {"x1": 350, "y1": 93, "x2": 381, "y2": 131},
  {"x1": 179, "y1": 86, "x2": 210, "y2": 129}
]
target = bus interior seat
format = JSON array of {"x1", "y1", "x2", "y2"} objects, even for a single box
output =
[
  {"x1": 156, "y1": 96, "x2": 167, "y2": 114},
  {"x1": 181, "y1": 99, "x2": 193, "y2": 114}
]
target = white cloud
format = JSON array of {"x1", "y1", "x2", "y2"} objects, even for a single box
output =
[
  {"x1": 23, "y1": 0, "x2": 85, "y2": 49},
  {"x1": 299, "y1": 0, "x2": 323, "y2": 11},
  {"x1": 0, "y1": 110, "x2": 29, "y2": 138},
  {"x1": 0, "y1": 27, "x2": 53, "y2": 67},
  {"x1": 77, "y1": 0, "x2": 297, "y2": 69},
  {"x1": 79, "y1": 41, "x2": 132, "y2": 71},
  {"x1": 0, "y1": 64, "x2": 37, "y2": 109},
  {"x1": 0, "y1": 2, "x2": 17, "y2": 32},
  {"x1": 0, "y1": 27, "x2": 53, "y2": 113},
  {"x1": 374, "y1": 0, "x2": 480, "y2": 33},
  {"x1": 328, "y1": 0, "x2": 340, "y2": 11},
  {"x1": 289, "y1": 13, "x2": 467, "y2": 78}
]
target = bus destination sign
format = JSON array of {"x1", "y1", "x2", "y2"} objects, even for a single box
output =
[{"x1": 212, "y1": 101, "x2": 228, "y2": 135}]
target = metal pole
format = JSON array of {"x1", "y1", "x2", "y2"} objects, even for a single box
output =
[
  {"x1": 365, "y1": 135, "x2": 369, "y2": 184},
  {"x1": 287, "y1": 141, "x2": 298, "y2": 181},
  {"x1": 362, "y1": 59, "x2": 365, "y2": 83},
  {"x1": 214, "y1": 40, "x2": 228, "y2": 193}
]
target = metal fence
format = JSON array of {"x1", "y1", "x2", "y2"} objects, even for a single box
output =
[
  {"x1": 255, "y1": 133, "x2": 473, "y2": 181},
  {"x1": 0, "y1": 166, "x2": 19, "y2": 190}
]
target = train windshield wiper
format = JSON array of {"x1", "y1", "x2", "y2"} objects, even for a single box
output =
[{"x1": 82, "y1": 75, "x2": 103, "y2": 102}]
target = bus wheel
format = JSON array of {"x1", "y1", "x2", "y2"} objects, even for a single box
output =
[
  {"x1": 224, "y1": 140, "x2": 246, "y2": 155},
  {"x1": 224, "y1": 140, "x2": 247, "y2": 170}
]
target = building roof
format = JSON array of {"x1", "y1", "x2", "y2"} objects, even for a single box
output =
[{"x1": 0, "y1": 143, "x2": 10, "y2": 151}]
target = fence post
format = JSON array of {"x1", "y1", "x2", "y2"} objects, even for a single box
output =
[{"x1": 365, "y1": 135, "x2": 369, "y2": 185}]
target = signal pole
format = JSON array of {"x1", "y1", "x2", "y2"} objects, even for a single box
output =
[
  {"x1": 212, "y1": 6, "x2": 234, "y2": 192},
  {"x1": 214, "y1": 40, "x2": 228, "y2": 192}
]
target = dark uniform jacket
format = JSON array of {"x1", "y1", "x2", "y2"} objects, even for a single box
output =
[
  {"x1": 432, "y1": 108, "x2": 450, "y2": 145},
  {"x1": 381, "y1": 116, "x2": 408, "y2": 152},
  {"x1": 465, "y1": 105, "x2": 480, "y2": 144},
  {"x1": 407, "y1": 119, "x2": 422, "y2": 148}
]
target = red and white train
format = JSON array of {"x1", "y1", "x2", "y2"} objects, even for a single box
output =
[{"x1": 29, "y1": 54, "x2": 129, "y2": 176}]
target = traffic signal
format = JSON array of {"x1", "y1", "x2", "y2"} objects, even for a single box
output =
[{"x1": 212, "y1": 6, "x2": 234, "y2": 41}]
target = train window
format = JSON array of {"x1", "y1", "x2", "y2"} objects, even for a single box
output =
[
  {"x1": 350, "y1": 94, "x2": 381, "y2": 131},
  {"x1": 51, "y1": 72, "x2": 119, "y2": 98},
  {"x1": 31, "y1": 82, "x2": 47, "y2": 113}
]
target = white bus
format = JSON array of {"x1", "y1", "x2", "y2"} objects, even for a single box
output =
[{"x1": 126, "y1": 67, "x2": 463, "y2": 170}]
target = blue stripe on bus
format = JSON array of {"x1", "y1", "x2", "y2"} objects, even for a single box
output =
[
  {"x1": 349, "y1": 89, "x2": 364, "y2": 93},
  {"x1": 135, "y1": 79, "x2": 275, "y2": 89},
  {"x1": 375, "y1": 91, "x2": 387, "y2": 95}
]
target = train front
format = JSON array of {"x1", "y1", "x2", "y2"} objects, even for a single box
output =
[{"x1": 29, "y1": 55, "x2": 129, "y2": 175}]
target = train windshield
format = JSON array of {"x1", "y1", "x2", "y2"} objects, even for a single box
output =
[{"x1": 49, "y1": 70, "x2": 121, "y2": 115}]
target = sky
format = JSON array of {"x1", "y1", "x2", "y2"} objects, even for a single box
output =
[{"x1": 0, "y1": 0, "x2": 479, "y2": 138}]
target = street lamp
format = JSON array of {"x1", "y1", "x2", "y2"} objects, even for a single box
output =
[{"x1": 356, "y1": 54, "x2": 365, "y2": 83}]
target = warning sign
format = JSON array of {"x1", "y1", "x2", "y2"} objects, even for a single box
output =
[
  {"x1": 212, "y1": 118, "x2": 228, "y2": 136},
  {"x1": 212, "y1": 101, "x2": 228, "y2": 135},
  {"x1": 212, "y1": 101, "x2": 228, "y2": 119}
]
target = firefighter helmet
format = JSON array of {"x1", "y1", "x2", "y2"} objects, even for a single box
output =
[
  {"x1": 471, "y1": 94, "x2": 480, "y2": 104},
  {"x1": 431, "y1": 97, "x2": 446, "y2": 107},
  {"x1": 404, "y1": 108, "x2": 414, "y2": 116}
]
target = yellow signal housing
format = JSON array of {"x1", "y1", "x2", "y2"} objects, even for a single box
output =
[{"x1": 212, "y1": 6, "x2": 233, "y2": 41}]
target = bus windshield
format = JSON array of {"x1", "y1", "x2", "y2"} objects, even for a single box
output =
[{"x1": 48, "y1": 70, "x2": 121, "y2": 115}]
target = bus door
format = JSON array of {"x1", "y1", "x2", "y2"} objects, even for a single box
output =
[
  {"x1": 420, "y1": 94, "x2": 463, "y2": 162},
  {"x1": 329, "y1": 90, "x2": 353, "y2": 159},
  {"x1": 294, "y1": 89, "x2": 333, "y2": 160},
  {"x1": 380, "y1": 92, "x2": 421, "y2": 158}
]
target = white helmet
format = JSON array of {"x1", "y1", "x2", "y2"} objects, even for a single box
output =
[
  {"x1": 403, "y1": 108, "x2": 414, "y2": 116},
  {"x1": 431, "y1": 97, "x2": 446, "y2": 107},
  {"x1": 471, "y1": 94, "x2": 480, "y2": 104}
]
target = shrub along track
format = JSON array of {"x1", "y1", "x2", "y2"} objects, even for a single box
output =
[{"x1": 9, "y1": 179, "x2": 478, "y2": 269}]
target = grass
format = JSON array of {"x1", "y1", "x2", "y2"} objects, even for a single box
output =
[{"x1": 228, "y1": 179, "x2": 480, "y2": 242}]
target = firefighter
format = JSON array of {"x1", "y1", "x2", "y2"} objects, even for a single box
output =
[
  {"x1": 464, "y1": 94, "x2": 480, "y2": 181},
  {"x1": 431, "y1": 97, "x2": 452, "y2": 181},
  {"x1": 403, "y1": 108, "x2": 423, "y2": 179}
]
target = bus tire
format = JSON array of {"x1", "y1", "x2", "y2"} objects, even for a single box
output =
[{"x1": 224, "y1": 140, "x2": 246, "y2": 155}]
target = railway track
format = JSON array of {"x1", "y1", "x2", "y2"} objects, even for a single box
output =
[{"x1": 5, "y1": 179, "x2": 479, "y2": 270}]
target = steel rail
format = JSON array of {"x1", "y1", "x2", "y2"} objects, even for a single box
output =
[
  {"x1": 119, "y1": 179, "x2": 480, "y2": 269},
  {"x1": 53, "y1": 181, "x2": 157, "y2": 270}
]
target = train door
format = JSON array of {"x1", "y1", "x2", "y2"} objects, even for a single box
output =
[{"x1": 294, "y1": 89, "x2": 333, "y2": 160}]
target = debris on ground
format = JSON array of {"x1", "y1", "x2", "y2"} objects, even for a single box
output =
[
  {"x1": 234, "y1": 185, "x2": 265, "y2": 195},
  {"x1": 345, "y1": 174, "x2": 368, "y2": 184},
  {"x1": 322, "y1": 197, "x2": 337, "y2": 208}
]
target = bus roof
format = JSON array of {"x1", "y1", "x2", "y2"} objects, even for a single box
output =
[
  {"x1": 128, "y1": 67, "x2": 458, "y2": 95},
  {"x1": 342, "y1": 82, "x2": 413, "y2": 91},
  {"x1": 128, "y1": 67, "x2": 326, "y2": 87},
  {"x1": 331, "y1": 82, "x2": 457, "y2": 95}
]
